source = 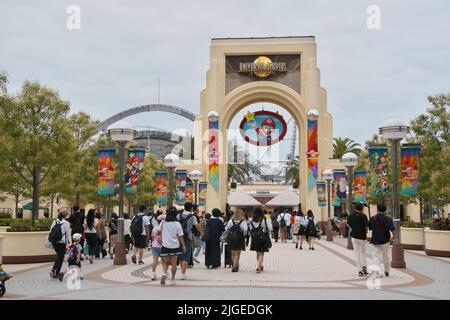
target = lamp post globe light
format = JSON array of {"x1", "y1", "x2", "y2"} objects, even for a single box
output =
[
  {"x1": 189, "y1": 170, "x2": 203, "y2": 206},
  {"x1": 342, "y1": 152, "x2": 358, "y2": 250},
  {"x1": 107, "y1": 120, "x2": 136, "y2": 266},
  {"x1": 207, "y1": 111, "x2": 219, "y2": 122},
  {"x1": 379, "y1": 119, "x2": 410, "y2": 269},
  {"x1": 323, "y1": 168, "x2": 334, "y2": 241},
  {"x1": 164, "y1": 153, "x2": 180, "y2": 208}
]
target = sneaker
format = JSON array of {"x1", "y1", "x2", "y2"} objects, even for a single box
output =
[
  {"x1": 193, "y1": 257, "x2": 200, "y2": 264},
  {"x1": 256, "y1": 268, "x2": 261, "y2": 273},
  {"x1": 260, "y1": 265, "x2": 264, "y2": 271},
  {"x1": 151, "y1": 273, "x2": 156, "y2": 281},
  {"x1": 295, "y1": 243, "x2": 298, "y2": 249},
  {"x1": 131, "y1": 255, "x2": 137, "y2": 264},
  {"x1": 358, "y1": 271, "x2": 364, "y2": 277},
  {"x1": 138, "y1": 260, "x2": 144, "y2": 265},
  {"x1": 362, "y1": 266, "x2": 368, "y2": 276},
  {"x1": 300, "y1": 245, "x2": 303, "y2": 250},
  {"x1": 170, "y1": 279, "x2": 176, "y2": 286},
  {"x1": 311, "y1": 247, "x2": 315, "y2": 251},
  {"x1": 79, "y1": 276, "x2": 84, "y2": 280},
  {"x1": 385, "y1": 272, "x2": 389, "y2": 277},
  {"x1": 181, "y1": 272, "x2": 186, "y2": 280},
  {"x1": 49, "y1": 270, "x2": 56, "y2": 279},
  {"x1": 160, "y1": 274, "x2": 166, "y2": 286},
  {"x1": 58, "y1": 272, "x2": 64, "y2": 282},
  {"x1": 232, "y1": 267, "x2": 238, "y2": 272},
  {"x1": 89, "y1": 257, "x2": 93, "y2": 264}
]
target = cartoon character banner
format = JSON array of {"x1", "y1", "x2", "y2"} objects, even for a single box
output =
[
  {"x1": 307, "y1": 118, "x2": 319, "y2": 191},
  {"x1": 175, "y1": 170, "x2": 188, "y2": 205},
  {"x1": 368, "y1": 146, "x2": 390, "y2": 195},
  {"x1": 353, "y1": 170, "x2": 367, "y2": 203},
  {"x1": 185, "y1": 182, "x2": 194, "y2": 203},
  {"x1": 316, "y1": 181, "x2": 327, "y2": 207},
  {"x1": 239, "y1": 110, "x2": 287, "y2": 146},
  {"x1": 155, "y1": 171, "x2": 168, "y2": 205},
  {"x1": 125, "y1": 149, "x2": 145, "y2": 194},
  {"x1": 198, "y1": 182, "x2": 207, "y2": 206},
  {"x1": 209, "y1": 118, "x2": 220, "y2": 190},
  {"x1": 333, "y1": 169, "x2": 347, "y2": 206},
  {"x1": 400, "y1": 145, "x2": 421, "y2": 196},
  {"x1": 97, "y1": 148, "x2": 116, "y2": 195}
]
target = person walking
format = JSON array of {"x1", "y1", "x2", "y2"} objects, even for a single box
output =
[
  {"x1": 158, "y1": 207, "x2": 185, "y2": 286},
  {"x1": 289, "y1": 211, "x2": 296, "y2": 242},
  {"x1": 108, "y1": 213, "x2": 119, "y2": 259},
  {"x1": 347, "y1": 202, "x2": 369, "y2": 276},
  {"x1": 190, "y1": 205, "x2": 202, "y2": 265},
  {"x1": 49, "y1": 210, "x2": 71, "y2": 279},
  {"x1": 123, "y1": 213, "x2": 132, "y2": 253},
  {"x1": 131, "y1": 205, "x2": 151, "y2": 265},
  {"x1": 68, "y1": 205, "x2": 85, "y2": 258},
  {"x1": 277, "y1": 209, "x2": 291, "y2": 243},
  {"x1": 195, "y1": 213, "x2": 210, "y2": 258},
  {"x1": 294, "y1": 210, "x2": 307, "y2": 249},
  {"x1": 223, "y1": 210, "x2": 233, "y2": 268},
  {"x1": 249, "y1": 207, "x2": 273, "y2": 273},
  {"x1": 177, "y1": 202, "x2": 201, "y2": 279},
  {"x1": 369, "y1": 204, "x2": 395, "y2": 277},
  {"x1": 84, "y1": 209, "x2": 98, "y2": 264},
  {"x1": 58, "y1": 233, "x2": 83, "y2": 282},
  {"x1": 205, "y1": 208, "x2": 225, "y2": 269},
  {"x1": 305, "y1": 210, "x2": 319, "y2": 250},
  {"x1": 270, "y1": 211, "x2": 279, "y2": 243},
  {"x1": 225, "y1": 209, "x2": 248, "y2": 272},
  {"x1": 150, "y1": 214, "x2": 165, "y2": 281},
  {"x1": 95, "y1": 212, "x2": 107, "y2": 259}
]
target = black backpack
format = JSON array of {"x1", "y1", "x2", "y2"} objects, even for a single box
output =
[
  {"x1": 130, "y1": 214, "x2": 144, "y2": 237},
  {"x1": 48, "y1": 220, "x2": 64, "y2": 243},
  {"x1": 179, "y1": 214, "x2": 193, "y2": 240},
  {"x1": 279, "y1": 214, "x2": 287, "y2": 228},
  {"x1": 227, "y1": 220, "x2": 244, "y2": 247},
  {"x1": 250, "y1": 221, "x2": 266, "y2": 245}
]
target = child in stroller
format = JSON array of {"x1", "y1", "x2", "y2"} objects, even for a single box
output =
[{"x1": 0, "y1": 264, "x2": 13, "y2": 297}]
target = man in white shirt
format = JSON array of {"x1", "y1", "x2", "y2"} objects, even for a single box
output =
[
  {"x1": 131, "y1": 205, "x2": 151, "y2": 264},
  {"x1": 277, "y1": 210, "x2": 291, "y2": 243}
]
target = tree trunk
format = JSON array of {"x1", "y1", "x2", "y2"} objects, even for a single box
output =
[
  {"x1": 32, "y1": 168, "x2": 40, "y2": 224},
  {"x1": 419, "y1": 197, "x2": 423, "y2": 224},
  {"x1": 15, "y1": 194, "x2": 19, "y2": 219},
  {"x1": 50, "y1": 194, "x2": 55, "y2": 219}
]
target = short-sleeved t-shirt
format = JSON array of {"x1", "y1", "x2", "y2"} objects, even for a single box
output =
[
  {"x1": 177, "y1": 211, "x2": 199, "y2": 239},
  {"x1": 158, "y1": 221, "x2": 184, "y2": 249},
  {"x1": 347, "y1": 212, "x2": 369, "y2": 240}
]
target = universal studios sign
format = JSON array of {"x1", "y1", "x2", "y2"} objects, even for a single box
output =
[{"x1": 239, "y1": 56, "x2": 287, "y2": 78}]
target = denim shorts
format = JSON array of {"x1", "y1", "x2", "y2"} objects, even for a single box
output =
[{"x1": 151, "y1": 247, "x2": 161, "y2": 257}]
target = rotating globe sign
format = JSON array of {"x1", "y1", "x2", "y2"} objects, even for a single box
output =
[{"x1": 239, "y1": 110, "x2": 288, "y2": 146}]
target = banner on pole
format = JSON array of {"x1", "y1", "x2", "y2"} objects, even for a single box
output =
[
  {"x1": 333, "y1": 169, "x2": 347, "y2": 206},
  {"x1": 307, "y1": 118, "x2": 319, "y2": 191},
  {"x1": 400, "y1": 144, "x2": 421, "y2": 196},
  {"x1": 316, "y1": 181, "x2": 327, "y2": 207},
  {"x1": 198, "y1": 182, "x2": 208, "y2": 206},
  {"x1": 209, "y1": 117, "x2": 220, "y2": 191},
  {"x1": 125, "y1": 149, "x2": 145, "y2": 194},
  {"x1": 155, "y1": 171, "x2": 168, "y2": 205},
  {"x1": 185, "y1": 181, "x2": 194, "y2": 203},
  {"x1": 353, "y1": 170, "x2": 367, "y2": 203},
  {"x1": 97, "y1": 148, "x2": 116, "y2": 195},
  {"x1": 368, "y1": 145, "x2": 390, "y2": 195},
  {"x1": 175, "y1": 170, "x2": 188, "y2": 205}
]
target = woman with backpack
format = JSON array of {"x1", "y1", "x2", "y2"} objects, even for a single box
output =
[
  {"x1": 225, "y1": 209, "x2": 248, "y2": 272},
  {"x1": 250, "y1": 207, "x2": 273, "y2": 273},
  {"x1": 294, "y1": 210, "x2": 307, "y2": 249},
  {"x1": 305, "y1": 210, "x2": 319, "y2": 250},
  {"x1": 108, "y1": 213, "x2": 119, "y2": 259},
  {"x1": 84, "y1": 209, "x2": 98, "y2": 263},
  {"x1": 49, "y1": 209, "x2": 71, "y2": 279},
  {"x1": 205, "y1": 208, "x2": 225, "y2": 269},
  {"x1": 95, "y1": 212, "x2": 107, "y2": 259}
]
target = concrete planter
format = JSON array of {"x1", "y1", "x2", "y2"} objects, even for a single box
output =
[
  {"x1": 0, "y1": 231, "x2": 55, "y2": 264},
  {"x1": 400, "y1": 227, "x2": 424, "y2": 250},
  {"x1": 424, "y1": 229, "x2": 450, "y2": 257},
  {"x1": 0, "y1": 226, "x2": 10, "y2": 233}
]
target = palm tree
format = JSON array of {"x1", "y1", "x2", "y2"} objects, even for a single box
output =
[
  {"x1": 227, "y1": 143, "x2": 253, "y2": 183},
  {"x1": 285, "y1": 155, "x2": 299, "y2": 186},
  {"x1": 333, "y1": 137, "x2": 361, "y2": 159}
]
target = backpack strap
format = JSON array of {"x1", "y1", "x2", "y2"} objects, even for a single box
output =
[{"x1": 373, "y1": 215, "x2": 386, "y2": 236}]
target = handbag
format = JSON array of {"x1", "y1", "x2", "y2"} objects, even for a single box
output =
[{"x1": 220, "y1": 229, "x2": 230, "y2": 244}]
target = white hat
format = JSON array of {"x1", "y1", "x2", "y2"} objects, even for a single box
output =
[{"x1": 72, "y1": 233, "x2": 82, "y2": 241}]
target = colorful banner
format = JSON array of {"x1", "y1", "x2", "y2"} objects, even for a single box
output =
[
  {"x1": 400, "y1": 144, "x2": 421, "y2": 196},
  {"x1": 185, "y1": 181, "x2": 194, "y2": 203},
  {"x1": 97, "y1": 148, "x2": 116, "y2": 195},
  {"x1": 175, "y1": 170, "x2": 188, "y2": 205},
  {"x1": 198, "y1": 182, "x2": 207, "y2": 206},
  {"x1": 368, "y1": 145, "x2": 390, "y2": 195},
  {"x1": 333, "y1": 169, "x2": 347, "y2": 206},
  {"x1": 239, "y1": 110, "x2": 288, "y2": 146},
  {"x1": 125, "y1": 149, "x2": 145, "y2": 193},
  {"x1": 307, "y1": 118, "x2": 319, "y2": 192},
  {"x1": 316, "y1": 181, "x2": 327, "y2": 207},
  {"x1": 353, "y1": 170, "x2": 367, "y2": 203},
  {"x1": 209, "y1": 117, "x2": 220, "y2": 190},
  {"x1": 155, "y1": 171, "x2": 168, "y2": 205}
]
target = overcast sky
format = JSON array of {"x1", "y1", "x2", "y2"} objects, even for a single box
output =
[{"x1": 1, "y1": 0, "x2": 449, "y2": 148}]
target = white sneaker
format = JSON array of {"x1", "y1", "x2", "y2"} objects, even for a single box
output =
[
  {"x1": 181, "y1": 272, "x2": 186, "y2": 280},
  {"x1": 151, "y1": 272, "x2": 156, "y2": 281},
  {"x1": 170, "y1": 279, "x2": 176, "y2": 286}
]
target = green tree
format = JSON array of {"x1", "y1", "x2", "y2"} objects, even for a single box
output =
[
  {"x1": 0, "y1": 81, "x2": 74, "y2": 222},
  {"x1": 333, "y1": 137, "x2": 361, "y2": 159},
  {"x1": 227, "y1": 144, "x2": 252, "y2": 183}
]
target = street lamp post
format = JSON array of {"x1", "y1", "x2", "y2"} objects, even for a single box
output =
[
  {"x1": 164, "y1": 154, "x2": 179, "y2": 208},
  {"x1": 108, "y1": 120, "x2": 136, "y2": 266},
  {"x1": 323, "y1": 168, "x2": 334, "y2": 241},
  {"x1": 189, "y1": 170, "x2": 203, "y2": 206},
  {"x1": 379, "y1": 119, "x2": 410, "y2": 269},
  {"x1": 342, "y1": 152, "x2": 358, "y2": 250}
]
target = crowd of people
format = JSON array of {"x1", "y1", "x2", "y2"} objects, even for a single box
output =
[{"x1": 46, "y1": 201, "x2": 395, "y2": 286}]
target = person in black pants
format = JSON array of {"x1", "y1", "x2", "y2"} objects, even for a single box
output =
[
  {"x1": 49, "y1": 210, "x2": 71, "y2": 279},
  {"x1": 270, "y1": 211, "x2": 279, "y2": 242},
  {"x1": 68, "y1": 205, "x2": 85, "y2": 257}
]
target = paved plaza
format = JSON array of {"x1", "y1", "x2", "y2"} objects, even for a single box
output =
[{"x1": 3, "y1": 237, "x2": 449, "y2": 300}]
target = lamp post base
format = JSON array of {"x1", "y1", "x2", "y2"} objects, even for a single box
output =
[
  {"x1": 391, "y1": 243, "x2": 406, "y2": 268},
  {"x1": 113, "y1": 242, "x2": 127, "y2": 265},
  {"x1": 347, "y1": 236, "x2": 353, "y2": 250},
  {"x1": 326, "y1": 219, "x2": 333, "y2": 241}
]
